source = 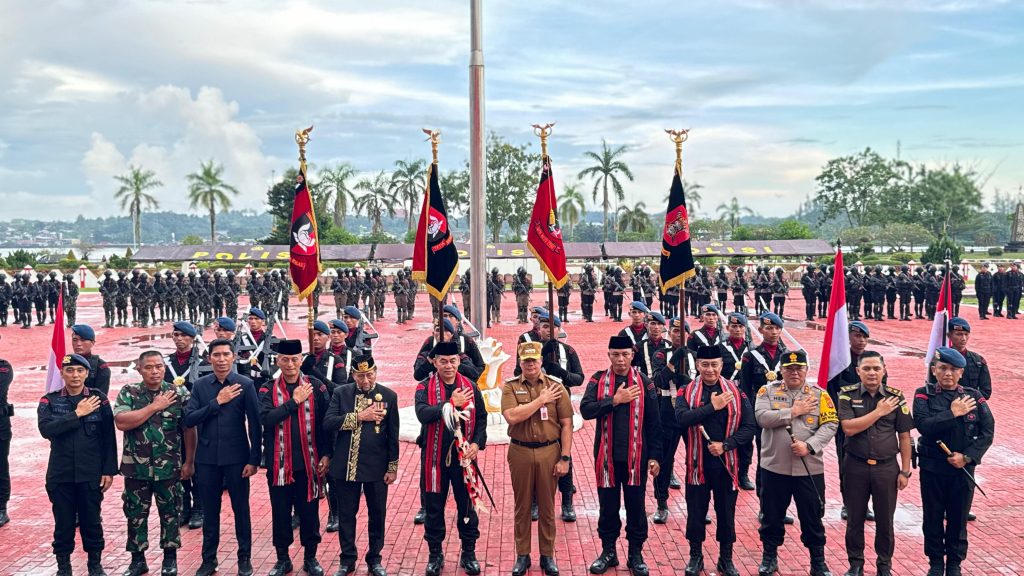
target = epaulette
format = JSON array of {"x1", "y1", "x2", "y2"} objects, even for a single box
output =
[
  {"x1": 885, "y1": 385, "x2": 903, "y2": 396},
  {"x1": 840, "y1": 383, "x2": 859, "y2": 392},
  {"x1": 545, "y1": 374, "x2": 563, "y2": 384},
  {"x1": 504, "y1": 376, "x2": 521, "y2": 385}
]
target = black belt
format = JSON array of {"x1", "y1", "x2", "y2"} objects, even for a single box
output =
[
  {"x1": 847, "y1": 453, "x2": 896, "y2": 466},
  {"x1": 511, "y1": 439, "x2": 558, "y2": 449},
  {"x1": 0, "y1": 404, "x2": 11, "y2": 417}
]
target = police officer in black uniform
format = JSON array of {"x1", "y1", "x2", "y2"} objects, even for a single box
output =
[
  {"x1": 914, "y1": 346, "x2": 994, "y2": 576},
  {"x1": 0, "y1": 337, "x2": 11, "y2": 528},
  {"x1": 739, "y1": 313, "x2": 788, "y2": 496},
  {"x1": 836, "y1": 351, "x2": 913, "y2": 576},
  {"x1": 70, "y1": 325, "x2": 111, "y2": 396},
  {"x1": 38, "y1": 353, "x2": 118, "y2": 576},
  {"x1": 947, "y1": 318, "x2": 992, "y2": 400}
]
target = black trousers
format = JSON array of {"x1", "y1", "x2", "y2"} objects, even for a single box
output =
[
  {"x1": 844, "y1": 457, "x2": 899, "y2": 568},
  {"x1": 803, "y1": 292, "x2": 815, "y2": 319},
  {"x1": 977, "y1": 291, "x2": 991, "y2": 318},
  {"x1": 0, "y1": 421, "x2": 10, "y2": 507},
  {"x1": 336, "y1": 479, "x2": 388, "y2": 565},
  {"x1": 196, "y1": 463, "x2": 251, "y2": 563},
  {"x1": 993, "y1": 290, "x2": 1005, "y2": 314},
  {"x1": 422, "y1": 462, "x2": 479, "y2": 552},
  {"x1": 653, "y1": 425, "x2": 681, "y2": 502},
  {"x1": 773, "y1": 295, "x2": 786, "y2": 316},
  {"x1": 834, "y1": 429, "x2": 846, "y2": 498},
  {"x1": 581, "y1": 294, "x2": 594, "y2": 320},
  {"x1": 47, "y1": 481, "x2": 105, "y2": 555},
  {"x1": 684, "y1": 466, "x2": 737, "y2": 544},
  {"x1": 596, "y1": 460, "x2": 649, "y2": 549},
  {"x1": 267, "y1": 471, "x2": 321, "y2": 550},
  {"x1": 1009, "y1": 289, "x2": 1022, "y2": 317},
  {"x1": 758, "y1": 469, "x2": 825, "y2": 549},
  {"x1": 921, "y1": 470, "x2": 972, "y2": 564}
]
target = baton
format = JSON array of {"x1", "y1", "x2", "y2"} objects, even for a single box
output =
[
  {"x1": 937, "y1": 441, "x2": 986, "y2": 497},
  {"x1": 786, "y1": 425, "x2": 825, "y2": 508},
  {"x1": 471, "y1": 459, "x2": 497, "y2": 509},
  {"x1": 699, "y1": 425, "x2": 739, "y2": 489}
]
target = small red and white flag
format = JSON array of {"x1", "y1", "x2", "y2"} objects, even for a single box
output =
[
  {"x1": 816, "y1": 244, "x2": 850, "y2": 389},
  {"x1": 45, "y1": 291, "x2": 67, "y2": 393},
  {"x1": 924, "y1": 269, "x2": 953, "y2": 366}
]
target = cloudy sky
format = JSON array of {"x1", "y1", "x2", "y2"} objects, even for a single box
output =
[{"x1": 1, "y1": 0, "x2": 1022, "y2": 221}]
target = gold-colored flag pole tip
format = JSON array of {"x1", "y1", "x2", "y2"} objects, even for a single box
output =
[
  {"x1": 665, "y1": 128, "x2": 690, "y2": 168},
  {"x1": 295, "y1": 126, "x2": 314, "y2": 163},
  {"x1": 531, "y1": 122, "x2": 556, "y2": 160},
  {"x1": 422, "y1": 128, "x2": 441, "y2": 163}
]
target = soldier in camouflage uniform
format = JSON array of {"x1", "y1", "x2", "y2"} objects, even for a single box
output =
[
  {"x1": 332, "y1": 269, "x2": 346, "y2": 318},
  {"x1": 405, "y1": 265, "x2": 417, "y2": 319},
  {"x1": 114, "y1": 350, "x2": 196, "y2": 576},
  {"x1": 130, "y1": 269, "x2": 143, "y2": 325},
  {"x1": 138, "y1": 272, "x2": 152, "y2": 328},
  {"x1": 114, "y1": 272, "x2": 129, "y2": 327},
  {"x1": 34, "y1": 272, "x2": 48, "y2": 325},
  {"x1": 63, "y1": 274, "x2": 79, "y2": 327},
  {"x1": 46, "y1": 271, "x2": 61, "y2": 323},
  {"x1": 310, "y1": 279, "x2": 321, "y2": 319},
  {"x1": 100, "y1": 270, "x2": 116, "y2": 328},
  {"x1": 281, "y1": 270, "x2": 293, "y2": 321},
  {"x1": 345, "y1": 269, "x2": 359, "y2": 308},
  {"x1": 373, "y1": 268, "x2": 386, "y2": 320},
  {"x1": 513, "y1": 267, "x2": 531, "y2": 323},
  {"x1": 361, "y1": 270, "x2": 375, "y2": 321},
  {"x1": 393, "y1": 270, "x2": 408, "y2": 324},
  {"x1": 263, "y1": 271, "x2": 279, "y2": 322},
  {"x1": 152, "y1": 273, "x2": 166, "y2": 324},
  {"x1": 0, "y1": 273, "x2": 11, "y2": 327}
]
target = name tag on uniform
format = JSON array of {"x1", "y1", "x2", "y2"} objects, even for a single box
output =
[
  {"x1": 540, "y1": 406, "x2": 549, "y2": 421},
  {"x1": 515, "y1": 390, "x2": 528, "y2": 395}
]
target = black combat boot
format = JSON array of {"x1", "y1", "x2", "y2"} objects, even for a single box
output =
[
  {"x1": 809, "y1": 547, "x2": 833, "y2": 576},
  {"x1": 758, "y1": 546, "x2": 778, "y2": 576},
  {"x1": 625, "y1": 544, "x2": 648, "y2": 576},
  {"x1": 56, "y1": 554, "x2": 73, "y2": 576},
  {"x1": 926, "y1": 558, "x2": 944, "y2": 576},
  {"x1": 459, "y1": 544, "x2": 480, "y2": 575},
  {"x1": 683, "y1": 542, "x2": 703, "y2": 576},
  {"x1": 160, "y1": 549, "x2": 177, "y2": 576},
  {"x1": 87, "y1": 551, "x2": 108, "y2": 576},
  {"x1": 560, "y1": 493, "x2": 576, "y2": 522},
  {"x1": 424, "y1": 551, "x2": 444, "y2": 576},
  {"x1": 122, "y1": 552, "x2": 148, "y2": 576},
  {"x1": 717, "y1": 543, "x2": 740, "y2": 576},
  {"x1": 588, "y1": 545, "x2": 618, "y2": 574}
]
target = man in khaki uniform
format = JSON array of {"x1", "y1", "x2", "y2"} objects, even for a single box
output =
[
  {"x1": 754, "y1": 349, "x2": 838, "y2": 576},
  {"x1": 501, "y1": 342, "x2": 573, "y2": 576}
]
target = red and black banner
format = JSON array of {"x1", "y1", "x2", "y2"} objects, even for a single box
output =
[
  {"x1": 288, "y1": 163, "x2": 322, "y2": 299},
  {"x1": 526, "y1": 158, "x2": 569, "y2": 289},
  {"x1": 659, "y1": 164, "x2": 696, "y2": 293},
  {"x1": 412, "y1": 163, "x2": 458, "y2": 300}
]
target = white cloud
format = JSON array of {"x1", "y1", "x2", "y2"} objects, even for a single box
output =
[{"x1": 10, "y1": 60, "x2": 130, "y2": 103}]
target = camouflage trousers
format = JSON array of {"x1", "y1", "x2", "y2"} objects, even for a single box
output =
[{"x1": 122, "y1": 477, "x2": 182, "y2": 552}]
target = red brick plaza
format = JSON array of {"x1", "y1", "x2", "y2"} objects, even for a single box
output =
[{"x1": 1, "y1": 291, "x2": 1021, "y2": 575}]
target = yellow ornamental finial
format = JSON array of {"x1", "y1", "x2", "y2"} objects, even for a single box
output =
[{"x1": 532, "y1": 122, "x2": 556, "y2": 160}]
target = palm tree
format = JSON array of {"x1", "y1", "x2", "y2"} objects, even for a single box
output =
[
  {"x1": 113, "y1": 165, "x2": 162, "y2": 249},
  {"x1": 186, "y1": 160, "x2": 239, "y2": 243},
  {"x1": 390, "y1": 159, "x2": 428, "y2": 232},
  {"x1": 441, "y1": 169, "x2": 471, "y2": 226},
  {"x1": 354, "y1": 171, "x2": 397, "y2": 235},
  {"x1": 617, "y1": 201, "x2": 651, "y2": 234},
  {"x1": 577, "y1": 139, "x2": 634, "y2": 242},
  {"x1": 319, "y1": 163, "x2": 357, "y2": 228},
  {"x1": 559, "y1": 182, "x2": 586, "y2": 240},
  {"x1": 716, "y1": 195, "x2": 755, "y2": 233}
]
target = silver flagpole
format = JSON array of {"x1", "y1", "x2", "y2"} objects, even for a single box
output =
[{"x1": 469, "y1": 0, "x2": 487, "y2": 337}]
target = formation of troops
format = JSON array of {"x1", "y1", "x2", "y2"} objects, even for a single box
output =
[{"x1": 0, "y1": 258, "x2": 1007, "y2": 576}]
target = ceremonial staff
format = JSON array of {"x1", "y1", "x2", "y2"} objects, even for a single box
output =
[
  {"x1": 937, "y1": 440, "x2": 987, "y2": 497},
  {"x1": 699, "y1": 425, "x2": 739, "y2": 487},
  {"x1": 422, "y1": 128, "x2": 447, "y2": 344},
  {"x1": 660, "y1": 128, "x2": 696, "y2": 319},
  {"x1": 291, "y1": 125, "x2": 322, "y2": 352},
  {"x1": 786, "y1": 424, "x2": 825, "y2": 508},
  {"x1": 533, "y1": 122, "x2": 556, "y2": 315}
]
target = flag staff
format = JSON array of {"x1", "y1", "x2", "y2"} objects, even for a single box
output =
[
  {"x1": 295, "y1": 125, "x2": 316, "y2": 351},
  {"x1": 469, "y1": 0, "x2": 487, "y2": 337},
  {"x1": 533, "y1": 122, "x2": 556, "y2": 317},
  {"x1": 424, "y1": 128, "x2": 447, "y2": 343},
  {"x1": 665, "y1": 128, "x2": 689, "y2": 318}
]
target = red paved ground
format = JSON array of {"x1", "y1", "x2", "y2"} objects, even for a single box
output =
[{"x1": 1, "y1": 291, "x2": 1022, "y2": 575}]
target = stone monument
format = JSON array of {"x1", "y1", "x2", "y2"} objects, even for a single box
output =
[{"x1": 1007, "y1": 202, "x2": 1024, "y2": 252}]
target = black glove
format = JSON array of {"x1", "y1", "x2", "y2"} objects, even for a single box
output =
[{"x1": 543, "y1": 363, "x2": 568, "y2": 379}]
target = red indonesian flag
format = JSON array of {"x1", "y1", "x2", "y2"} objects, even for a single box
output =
[
  {"x1": 925, "y1": 268, "x2": 953, "y2": 366},
  {"x1": 412, "y1": 163, "x2": 459, "y2": 299},
  {"x1": 526, "y1": 158, "x2": 568, "y2": 289},
  {"x1": 288, "y1": 163, "x2": 322, "y2": 300},
  {"x1": 816, "y1": 245, "x2": 850, "y2": 389},
  {"x1": 46, "y1": 290, "x2": 67, "y2": 393}
]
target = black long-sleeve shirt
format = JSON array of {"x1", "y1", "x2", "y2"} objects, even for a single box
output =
[
  {"x1": 324, "y1": 383, "x2": 400, "y2": 482},
  {"x1": 414, "y1": 377, "x2": 487, "y2": 456},
  {"x1": 675, "y1": 379, "x2": 756, "y2": 467},
  {"x1": 300, "y1": 349, "x2": 352, "y2": 388},
  {"x1": 259, "y1": 376, "x2": 332, "y2": 471},
  {"x1": 184, "y1": 372, "x2": 262, "y2": 467},
  {"x1": 913, "y1": 384, "x2": 994, "y2": 474},
  {"x1": 37, "y1": 387, "x2": 118, "y2": 483},
  {"x1": 580, "y1": 370, "x2": 663, "y2": 463},
  {"x1": 412, "y1": 335, "x2": 483, "y2": 382}
]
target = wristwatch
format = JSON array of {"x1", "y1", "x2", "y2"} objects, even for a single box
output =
[
  {"x1": 900, "y1": 470, "x2": 913, "y2": 479},
  {"x1": 560, "y1": 455, "x2": 571, "y2": 462}
]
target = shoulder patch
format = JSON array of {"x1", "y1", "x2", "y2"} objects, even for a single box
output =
[
  {"x1": 819, "y1": 393, "x2": 838, "y2": 424},
  {"x1": 838, "y1": 394, "x2": 851, "y2": 401},
  {"x1": 259, "y1": 387, "x2": 270, "y2": 394},
  {"x1": 915, "y1": 393, "x2": 929, "y2": 400},
  {"x1": 757, "y1": 385, "x2": 767, "y2": 397}
]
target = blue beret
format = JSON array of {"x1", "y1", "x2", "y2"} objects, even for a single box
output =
[
  {"x1": 71, "y1": 324, "x2": 95, "y2": 341},
  {"x1": 172, "y1": 321, "x2": 197, "y2": 338},
  {"x1": 343, "y1": 306, "x2": 362, "y2": 319},
  {"x1": 312, "y1": 320, "x2": 330, "y2": 336},
  {"x1": 700, "y1": 304, "x2": 720, "y2": 315},
  {"x1": 551, "y1": 315, "x2": 562, "y2": 328},
  {"x1": 62, "y1": 353, "x2": 91, "y2": 369},
  {"x1": 442, "y1": 304, "x2": 463, "y2": 320},
  {"x1": 329, "y1": 319, "x2": 348, "y2": 333},
  {"x1": 649, "y1": 312, "x2": 666, "y2": 325},
  {"x1": 531, "y1": 306, "x2": 548, "y2": 315},
  {"x1": 947, "y1": 317, "x2": 970, "y2": 333},
  {"x1": 630, "y1": 300, "x2": 650, "y2": 313},
  {"x1": 215, "y1": 317, "x2": 236, "y2": 331},
  {"x1": 759, "y1": 313, "x2": 784, "y2": 328},
  {"x1": 849, "y1": 320, "x2": 870, "y2": 337},
  {"x1": 934, "y1": 346, "x2": 966, "y2": 368},
  {"x1": 442, "y1": 319, "x2": 456, "y2": 333},
  {"x1": 538, "y1": 313, "x2": 561, "y2": 328},
  {"x1": 727, "y1": 313, "x2": 747, "y2": 326},
  {"x1": 248, "y1": 307, "x2": 266, "y2": 321}
]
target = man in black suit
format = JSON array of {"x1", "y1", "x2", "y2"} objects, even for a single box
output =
[
  {"x1": 184, "y1": 339, "x2": 262, "y2": 576},
  {"x1": 325, "y1": 354, "x2": 399, "y2": 576}
]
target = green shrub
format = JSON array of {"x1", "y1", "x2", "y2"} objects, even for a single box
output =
[{"x1": 988, "y1": 247, "x2": 1004, "y2": 256}]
